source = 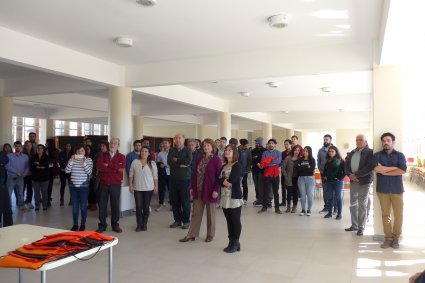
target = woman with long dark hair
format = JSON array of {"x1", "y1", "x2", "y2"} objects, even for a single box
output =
[
  {"x1": 219, "y1": 144, "x2": 243, "y2": 253},
  {"x1": 282, "y1": 145, "x2": 303, "y2": 213},
  {"x1": 22, "y1": 141, "x2": 34, "y2": 209},
  {"x1": 323, "y1": 145, "x2": 345, "y2": 220},
  {"x1": 129, "y1": 145, "x2": 158, "y2": 231},
  {"x1": 31, "y1": 145, "x2": 50, "y2": 211},
  {"x1": 296, "y1": 146, "x2": 316, "y2": 216},
  {"x1": 179, "y1": 138, "x2": 222, "y2": 243},
  {"x1": 46, "y1": 138, "x2": 60, "y2": 207},
  {"x1": 65, "y1": 145, "x2": 93, "y2": 231}
]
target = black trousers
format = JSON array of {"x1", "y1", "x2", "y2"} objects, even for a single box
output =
[
  {"x1": 23, "y1": 175, "x2": 33, "y2": 203},
  {"x1": 59, "y1": 171, "x2": 71, "y2": 200},
  {"x1": 158, "y1": 175, "x2": 169, "y2": 205},
  {"x1": 0, "y1": 185, "x2": 13, "y2": 227},
  {"x1": 280, "y1": 174, "x2": 287, "y2": 204},
  {"x1": 170, "y1": 179, "x2": 191, "y2": 224},
  {"x1": 263, "y1": 176, "x2": 280, "y2": 208},
  {"x1": 98, "y1": 184, "x2": 121, "y2": 228},
  {"x1": 47, "y1": 168, "x2": 56, "y2": 202},
  {"x1": 287, "y1": 177, "x2": 299, "y2": 206},
  {"x1": 242, "y1": 173, "x2": 248, "y2": 201},
  {"x1": 134, "y1": 190, "x2": 153, "y2": 226},
  {"x1": 222, "y1": 206, "x2": 242, "y2": 241}
]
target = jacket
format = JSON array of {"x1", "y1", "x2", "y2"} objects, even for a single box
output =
[
  {"x1": 238, "y1": 147, "x2": 252, "y2": 174},
  {"x1": 324, "y1": 158, "x2": 346, "y2": 181},
  {"x1": 30, "y1": 154, "x2": 50, "y2": 182},
  {"x1": 344, "y1": 145, "x2": 374, "y2": 185},
  {"x1": 218, "y1": 162, "x2": 242, "y2": 199},
  {"x1": 96, "y1": 151, "x2": 126, "y2": 186},
  {"x1": 317, "y1": 145, "x2": 332, "y2": 173},
  {"x1": 168, "y1": 146, "x2": 192, "y2": 180},
  {"x1": 191, "y1": 155, "x2": 222, "y2": 203}
]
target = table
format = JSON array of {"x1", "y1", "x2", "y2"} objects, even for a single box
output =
[{"x1": 0, "y1": 224, "x2": 118, "y2": 283}]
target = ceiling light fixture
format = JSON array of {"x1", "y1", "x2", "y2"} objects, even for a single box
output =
[
  {"x1": 239, "y1": 92, "x2": 251, "y2": 97},
  {"x1": 267, "y1": 14, "x2": 289, "y2": 28},
  {"x1": 320, "y1": 87, "x2": 331, "y2": 93},
  {"x1": 282, "y1": 111, "x2": 289, "y2": 114},
  {"x1": 114, "y1": 37, "x2": 133, "y2": 47},
  {"x1": 136, "y1": 0, "x2": 157, "y2": 7},
  {"x1": 266, "y1": 82, "x2": 280, "y2": 88}
]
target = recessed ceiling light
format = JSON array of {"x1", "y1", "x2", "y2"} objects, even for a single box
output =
[
  {"x1": 282, "y1": 111, "x2": 289, "y2": 114},
  {"x1": 114, "y1": 37, "x2": 133, "y2": 47},
  {"x1": 312, "y1": 10, "x2": 348, "y2": 19},
  {"x1": 267, "y1": 14, "x2": 289, "y2": 28},
  {"x1": 338, "y1": 109, "x2": 344, "y2": 112},
  {"x1": 266, "y1": 82, "x2": 280, "y2": 88},
  {"x1": 239, "y1": 92, "x2": 251, "y2": 97},
  {"x1": 136, "y1": 0, "x2": 157, "y2": 7}
]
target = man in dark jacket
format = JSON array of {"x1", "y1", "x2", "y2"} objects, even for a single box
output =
[
  {"x1": 0, "y1": 151, "x2": 12, "y2": 227},
  {"x1": 344, "y1": 134, "x2": 374, "y2": 236},
  {"x1": 238, "y1": 139, "x2": 252, "y2": 205}
]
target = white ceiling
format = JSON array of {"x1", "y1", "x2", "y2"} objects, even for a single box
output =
[{"x1": 0, "y1": 0, "x2": 386, "y2": 131}]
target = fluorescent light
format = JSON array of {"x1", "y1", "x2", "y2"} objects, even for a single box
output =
[
  {"x1": 312, "y1": 10, "x2": 349, "y2": 19},
  {"x1": 335, "y1": 24, "x2": 351, "y2": 29}
]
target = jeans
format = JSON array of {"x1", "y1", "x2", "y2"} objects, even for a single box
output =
[
  {"x1": 32, "y1": 180, "x2": 49, "y2": 209},
  {"x1": 134, "y1": 190, "x2": 153, "y2": 227},
  {"x1": 98, "y1": 184, "x2": 121, "y2": 228},
  {"x1": 326, "y1": 180, "x2": 343, "y2": 215},
  {"x1": 298, "y1": 176, "x2": 315, "y2": 211},
  {"x1": 263, "y1": 176, "x2": 280, "y2": 208},
  {"x1": 242, "y1": 172, "x2": 248, "y2": 201},
  {"x1": 252, "y1": 171, "x2": 260, "y2": 200},
  {"x1": 158, "y1": 174, "x2": 170, "y2": 205},
  {"x1": 7, "y1": 176, "x2": 25, "y2": 208},
  {"x1": 222, "y1": 206, "x2": 242, "y2": 241},
  {"x1": 349, "y1": 182, "x2": 370, "y2": 230},
  {"x1": 70, "y1": 183, "x2": 89, "y2": 225},
  {"x1": 170, "y1": 179, "x2": 191, "y2": 224}
]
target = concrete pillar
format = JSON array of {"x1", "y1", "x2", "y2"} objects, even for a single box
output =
[
  {"x1": 294, "y1": 130, "x2": 303, "y2": 145},
  {"x1": 196, "y1": 125, "x2": 207, "y2": 140},
  {"x1": 45, "y1": 119, "x2": 54, "y2": 139},
  {"x1": 262, "y1": 122, "x2": 272, "y2": 143},
  {"x1": 0, "y1": 96, "x2": 13, "y2": 146},
  {"x1": 217, "y1": 112, "x2": 231, "y2": 140},
  {"x1": 133, "y1": 115, "x2": 144, "y2": 140},
  {"x1": 285, "y1": 129, "x2": 295, "y2": 140},
  {"x1": 108, "y1": 87, "x2": 132, "y2": 156},
  {"x1": 372, "y1": 66, "x2": 403, "y2": 241}
]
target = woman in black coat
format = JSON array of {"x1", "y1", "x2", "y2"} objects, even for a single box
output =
[{"x1": 218, "y1": 144, "x2": 243, "y2": 253}]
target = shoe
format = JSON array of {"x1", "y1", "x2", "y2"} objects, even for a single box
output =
[
  {"x1": 333, "y1": 209, "x2": 337, "y2": 215},
  {"x1": 155, "y1": 204, "x2": 164, "y2": 212},
  {"x1": 169, "y1": 222, "x2": 181, "y2": 228},
  {"x1": 79, "y1": 225, "x2": 85, "y2": 231},
  {"x1": 141, "y1": 225, "x2": 147, "y2": 231},
  {"x1": 35, "y1": 207, "x2": 40, "y2": 211},
  {"x1": 324, "y1": 213, "x2": 332, "y2": 218},
  {"x1": 306, "y1": 210, "x2": 311, "y2": 216},
  {"x1": 392, "y1": 239, "x2": 400, "y2": 249},
  {"x1": 96, "y1": 227, "x2": 106, "y2": 233},
  {"x1": 345, "y1": 227, "x2": 358, "y2": 231},
  {"x1": 135, "y1": 226, "x2": 141, "y2": 232},
  {"x1": 253, "y1": 200, "x2": 262, "y2": 207},
  {"x1": 267, "y1": 204, "x2": 272, "y2": 208},
  {"x1": 285, "y1": 206, "x2": 291, "y2": 213},
  {"x1": 182, "y1": 223, "x2": 190, "y2": 229},
  {"x1": 335, "y1": 214, "x2": 342, "y2": 220},
  {"x1": 319, "y1": 208, "x2": 328, "y2": 214},
  {"x1": 258, "y1": 208, "x2": 267, "y2": 214},
  {"x1": 275, "y1": 208, "x2": 283, "y2": 214},
  {"x1": 291, "y1": 206, "x2": 297, "y2": 213},
  {"x1": 112, "y1": 225, "x2": 122, "y2": 233},
  {"x1": 279, "y1": 202, "x2": 286, "y2": 207},
  {"x1": 26, "y1": 202, "x2": 34, "y2": 209},
  {"x1": 43, "y1": 207, "x2": 48, "y2": 211},
  {"x1": 381, "y1": 240, "x2": 393, "y2": 249},
  {"x1": 179, "y1": 236, "x2": 195, "y2": 242},
  {"x1": 225, "y1": 241, "x2": 241, "y2": 253},
  {"x1": 70, "y1": 225, "x2": 79, "y2": 231},
  {"x1": 299, "y1": 210, "x2": 305, "y2": 216},
  {"x1": 357, "y1": 230, "x2": 364, "y2": 236},
  {"x1": 205, "y1": 236, "x2": 213, "y2": 242}
]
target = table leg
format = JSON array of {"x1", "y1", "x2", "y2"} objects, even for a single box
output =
[
  {"x1": 109, "y1": 247, "x2": 113, "y2": 283},
  {"x1": 19, "y1": 268, "x2": 22, "y2": 283},
  {"x1": 41, "y1": 270, "x2": 46, "y2": 283}
]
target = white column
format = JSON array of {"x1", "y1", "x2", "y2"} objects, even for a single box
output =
[
  {"x1": 285, "y1": 129, "x2": 295, "y2": 140},
  {"x1": 217, "y1": 112, "x2": 231, "y2": 140},
  {"x1": 108, "y1": 87, "x2": 132, "y2": 155},
  {"x1": 45, "y1": 119, "x2": 54, "y2": 139},
  {"x1": 262, "y1": 122, "x2": 272, "y2": 143},
  {"x1": 133, "y1": 115, "x2": 144, "y2": 140},
  {"x1": 196, "y1": 125, "x2": 206, "y2": 140},
  {"x1": 372, "y1": 66, "x2": 403, "y2": 241},
  {"x1": 0, "y1": 96, "x2": 13, "y2": 146}
]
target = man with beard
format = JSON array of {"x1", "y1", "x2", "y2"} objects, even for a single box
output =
[
  {"x1": 317, "y1": 134, "x2": 333, "y2": 213},
  {"x1": 280, "y1": 139, "x2": 292, "y2": 207},
  {"x1": 373, "y1": 132, "x2": 406, "y2": 249},
  {"x1": 251, "y1": 137, "x2": 269, "y2": 207}
]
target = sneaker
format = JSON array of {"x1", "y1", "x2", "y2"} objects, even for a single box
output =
[
  {"x1": 155, "y1": 204, "x2": 164, "y2": 212},
  {"x1": 335, "y1": 214, "x2": 342, "y2": 220},
  {"x1": 392, "y1": 239, "x2": 400, "y2": 249},
  {"x1": 112, "y1": 225, "x2": 122, "y2": 233},
  {"x1": 381, "y1": 240, "x2": 393, "y2": 249},
  {"x1": 253, "y1": 200, "x2": 262, "y2": 207},
  {"x1": 299, "y1": 210, "x2": 305, "y2": 216},
  {"x1": 319, "y1": 208, "x2": 328, "y2": 214},
  {"x1": 324, "y1": 213, "x2": 332, "y2": 218},
  {"x1": 306, "y1": 210, "x2": 311, "y2": 216}
]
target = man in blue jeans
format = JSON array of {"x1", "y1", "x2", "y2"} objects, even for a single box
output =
[
  {"x1": 168, "y1": 133, "x2": 192, "y2": 229},
  {"x1": 317, "y1": 134, "x2": 333, "y2": 213}
]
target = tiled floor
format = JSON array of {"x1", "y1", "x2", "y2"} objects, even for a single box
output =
[{"x1": 1, "y1": 180, "x2": 425, "y2": 283}]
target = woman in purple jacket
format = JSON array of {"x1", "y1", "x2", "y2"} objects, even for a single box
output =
[{"x1": 180, "y1": 138, "x2": 222, "y2": 243}]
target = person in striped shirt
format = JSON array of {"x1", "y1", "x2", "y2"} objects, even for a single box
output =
[{"x1": 65, "y1": 145, "x2": 93, "y2": 231}]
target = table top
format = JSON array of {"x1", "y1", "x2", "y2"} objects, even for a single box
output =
[{"x1": 0, "y1": 224, "x2": 118, "y2": 271}]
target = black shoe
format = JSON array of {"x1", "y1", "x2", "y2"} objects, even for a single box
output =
[
  {"x1": 319, "y1": 208, "x2": 328, "y2": 214},
  {"x1": 43, "y1": 207, "x2": 48, "y2": 211},
  {"x1": 141, "y1": 225, "x2": 147, "y2": 231},
  {"x1": 70, "y1": 225, "x2": 78, "y2": 231},
  {"x1": 345, "y1": 227, "x2": 358, "y2": 231},
  {"x1": 169, "y1": 221, "x2": 181, "y2": 228},
  {"x1": 79, "y1": 225, "x2": 86, "y2": 231},
  {"x1": 225, "y1": 241, "x2": 241, "y2": 253},
  {"x1": 96, "y1": 227, "x2": 106, "y2": 233},
  {"x1": 135, "y1": 226, "x2": 142, "y2": 232},
  {"x1": 335, "y1": 214, "x2": 342, "y2": 220},
  {"x1": 112, "y1": 225, "x2": 122, "y2": 233},
  {"x1": 357, "y1": 230, "x2": 364, "y2": 236},
  {"x1": 324, "y1": 213, "x2": 332, "y2": 218}
]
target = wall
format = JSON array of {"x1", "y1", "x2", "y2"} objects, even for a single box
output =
[
  {"x1": 143, "y1": 125, "x2": 198, "y2": 139},
  {"x1": 335, "y1": 128, "x2": 372, "y2": 158}
]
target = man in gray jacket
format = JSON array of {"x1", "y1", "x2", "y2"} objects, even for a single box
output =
[
  {"x1": 317, "y1": 134, "x2": 332, "y2": 213},
  {"x1": 344, "y1": 134, "x2": 374, "y2": 236}
]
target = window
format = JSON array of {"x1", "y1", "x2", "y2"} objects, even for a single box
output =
[
  {"x1": 69, "y1": 121, "x2": 78, "y2": 136},
  {"x1": 12, "y1": 117, "x2": 41, "y2": 143},
  {"x1": 55, "y1": 120, "x2": 65, "y2": 136}
]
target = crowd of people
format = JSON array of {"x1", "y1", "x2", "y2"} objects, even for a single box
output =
[{"x1": 0, "y1": 131, "x2": 407, "y2": 253}]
